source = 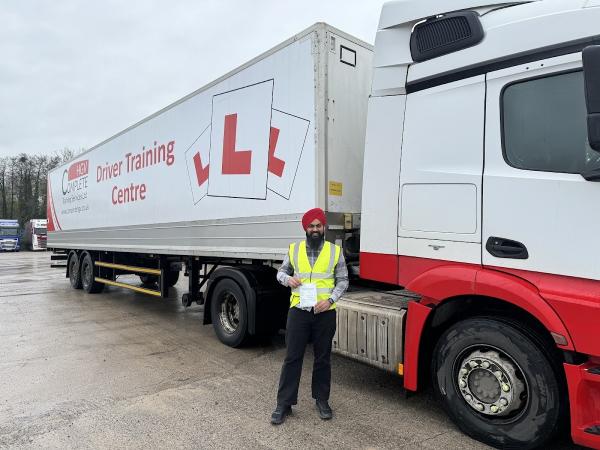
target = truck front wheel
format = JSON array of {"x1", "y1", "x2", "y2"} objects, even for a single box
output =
[
  {"x1": 210, "y1": 278, "x2": 248, "y2": 348},
  {"x1": 432, "y1": 317, "x2": 565, "y2": 450},
  {"x1": 80, "y1": 253, "x2": 104, "y2": 294}
]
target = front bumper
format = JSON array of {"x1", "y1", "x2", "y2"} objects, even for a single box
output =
[
  {"x1": 564, "y1": 360, "x2": 600, "y2": 449},
  {"x1": 0, "y1": 240, "x2": 19, "y2": 251}
]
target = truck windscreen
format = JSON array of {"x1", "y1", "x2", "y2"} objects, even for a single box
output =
[
  {"x1": 34, "y1": 227, "x2": 47, "y2": 235},
  {"x1": 0, "y1": 227, "x2": 18, "y2": 236}
]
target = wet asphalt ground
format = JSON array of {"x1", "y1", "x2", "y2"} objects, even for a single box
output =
[{"x1": 0, "y1": 252, "x2": 581, "y2": 449}]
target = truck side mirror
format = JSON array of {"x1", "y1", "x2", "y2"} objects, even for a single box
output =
[{"x1": 583, "y1": 45, "x2": 600, "y2": 151}]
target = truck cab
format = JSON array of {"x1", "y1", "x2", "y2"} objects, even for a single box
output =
[
  {"x1": 0, "y1": 220, "x2": 20, "y2": 252},
  {"x1": 355, "y1": 0, "x2": 600, "y2": 448},
  {"x1": 23, "y1": 219, "x2": 48, "y2": 251}
]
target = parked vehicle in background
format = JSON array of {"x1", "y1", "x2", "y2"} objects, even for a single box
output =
[
  {"x1": 0, "y1": 220, "x2": 20, "y2": 252},
  {"x1": 22, "y1": 219, "x2": 48, "y2": 251},
  {"x1": 47, "y1": 1, "x2": 600, "y2": 448}
]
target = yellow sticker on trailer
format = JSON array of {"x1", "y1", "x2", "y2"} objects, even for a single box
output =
[{"x1": 329, "y1": 181, "x2": 343, "y2": 196}]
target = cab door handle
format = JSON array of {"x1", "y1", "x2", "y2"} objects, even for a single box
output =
[{"x1": 485, "y1": 237, "x2": 529, "y2": 259}]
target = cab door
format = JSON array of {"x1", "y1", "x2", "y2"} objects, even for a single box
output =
[
  {"x1": 398, "y1": 75, "x2": 485, "y2": 266},
  {"x1": 483, "y1": 53, "x2": 600, "y2": 280}
]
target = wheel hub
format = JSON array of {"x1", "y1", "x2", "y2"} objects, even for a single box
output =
[
  {"x1": 457, "y1": 350, "x2": 525, "y2": 417},
  {"x1": 219, "y1": 293, "x2": 239, "y2": 334},
  {"x1": 468, "y1": 368, "x2": 501, "y2": 403}
]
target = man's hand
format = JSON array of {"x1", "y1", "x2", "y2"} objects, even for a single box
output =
[
  {"x1": 288, "y1": 276, "x2": 302, "y2": 288},
  {"x1": 314, "y1": 300, "x2": 331, "y2": 314}
]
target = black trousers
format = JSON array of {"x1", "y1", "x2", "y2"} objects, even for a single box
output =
[{"x1": 276, "y1": 307, "x2": 337, "y2": 406}]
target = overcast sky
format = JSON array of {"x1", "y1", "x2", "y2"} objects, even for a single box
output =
[{"x1": 0, "y1": 0, "x2": 387, "y2": 158}]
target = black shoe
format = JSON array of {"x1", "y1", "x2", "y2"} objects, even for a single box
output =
[
  {"x1": 271, "y1": 405, "x2": 292, "y2": 425},
  {"x1": 315, "y1": 400, "x2": 332, "y2": 420}
]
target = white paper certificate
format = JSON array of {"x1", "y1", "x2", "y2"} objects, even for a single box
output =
[{"x1": 299, "y1": 283, "x2": 317, "y2": 308}]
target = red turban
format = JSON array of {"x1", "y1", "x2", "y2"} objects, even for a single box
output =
[{"x1": 302, "y1": 207, "x2": 327, "y2": 231}]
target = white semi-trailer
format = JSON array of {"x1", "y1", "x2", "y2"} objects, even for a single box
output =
[
  {"x1": 48, "y1": 2, "x2": 600, "y2": 448},
  {"x1": 47, "y1": 23, "x2": 371, "y2": 259}
]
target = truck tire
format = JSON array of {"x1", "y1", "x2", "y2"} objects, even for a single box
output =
[
  {"x1": 432, "y1": 317, "x2": 565, "y2": 450},
  {"x1": 68, "y1": 252, "x2": 82, "y2": 289},
  {"x1": 210, "y1": 278, "x2": 248, "y2": 348},
  {"x1": 80, "y1": 253, "x2": 104, "y2": 294}
]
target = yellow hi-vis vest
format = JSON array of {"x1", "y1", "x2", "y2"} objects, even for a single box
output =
[{"x1": 289, "y1": 240, "x2": 341, "y2": 309}]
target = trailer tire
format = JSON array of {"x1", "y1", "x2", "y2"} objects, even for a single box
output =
[
  {"x1": 68, "y1": 252, "x2": 82, "y2": 289},
  {"x1": 210, "y1": 278, "x2": 248, "y2": 348},
  {"x1": 165, "y1": 270, "x2": 179, "y2": 287},
  {"x1": 432, "y1": 317, "x2": 565, "y2": 450},
  {"x1": 80, "y1": 253, "x2": 104, "y2": 294}
]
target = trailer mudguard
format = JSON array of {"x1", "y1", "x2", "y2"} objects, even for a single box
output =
[{"x1": 204, "y1": 265, "x2": 287, "y2": 335}]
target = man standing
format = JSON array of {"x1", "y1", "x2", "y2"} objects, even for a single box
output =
[{"x1": 271, "y1": 207, "x2": 349, "y2": 425}]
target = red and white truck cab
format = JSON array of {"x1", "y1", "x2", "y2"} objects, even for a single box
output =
[
  {"x1": 360, "y1": 0, "x2": 600, "y2": 447},
  {"x1": 23, "y1": 219, "x2": 48, "y2": 251}
]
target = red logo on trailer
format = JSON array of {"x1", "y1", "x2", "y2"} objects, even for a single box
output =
[
  {"x1": 191, "y1": 121, "x2": 285, "y2": 186},
  {"x1": 222, "y1": 114, "x2": 253, "y2": 175},
  {"x1": 185, "y1": 79, "x2": 310, "y2": 203},
  {"x1": 268, "y1": 127, "x2": 285, "y2": 177},
  {"x1": 193, "y1": 153, "x2": 210, "y2": 186},
  {"x1": 62, "y1": 159, "x2": 89, "y2": 196},
  {"x1": 67, "y1": 160, "x2": 89, "y2": 180}
]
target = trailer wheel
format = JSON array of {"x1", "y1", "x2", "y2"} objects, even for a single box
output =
[
  {"x1": 68, "y1": 252, "x2": 82, "y2": 289},
  {"x1": 210, "y1": 278, "x2": 248, "y2": 347},
  {"x1": 165, "y1": 270, "x2": 179, "y2": 287},
  {"x1": 432, "y1": 317, "x2": 565, "y2": 450},
  {"x1": 80, "y1": 253, "x2": 104, "y2": 294}
]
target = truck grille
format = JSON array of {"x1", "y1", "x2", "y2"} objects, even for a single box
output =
[
  {"x1": 0, "y1": 240, "x2": 18, "y2": 251},
  {"x1": 410, "y1": 11, "x2": 484, "y2": 62}
]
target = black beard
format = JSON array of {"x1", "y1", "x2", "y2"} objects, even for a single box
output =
[{"x1": 306, "y1": 231, "x2": 324, "y2": 248}]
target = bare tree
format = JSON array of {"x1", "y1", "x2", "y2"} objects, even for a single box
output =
[
  {"x1": 0, "y1": 158, "x2": 7, "y2": 217},
  {"x1": 8, "y1": 156, "x2": 17, "y2": 218},
  {"x1": 0, "y1": 149, "x2": 80, "y2": 224},
  {"x1": 32, "y1": 155, "x2": 47, "y2": 218}
]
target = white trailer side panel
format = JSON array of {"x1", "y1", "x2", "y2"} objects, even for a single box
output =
[
  {"x1": 325, "y1": 30, "x2": 373, "y2": 215},
  {"x1": 47, "y1": 24, "x2": 373, "y2": 259}
]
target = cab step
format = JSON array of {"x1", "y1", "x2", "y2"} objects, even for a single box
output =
[
  {"x1": 585, "y1": 425, "x2": 600, "y2": 436},
  {"x1": 587, "y1": 366, "x2": 600, "y2": 376}
]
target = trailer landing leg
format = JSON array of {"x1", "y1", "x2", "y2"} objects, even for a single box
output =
[{"x1": 182, "y1": 258, "x2": 215, "y2": 307}]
